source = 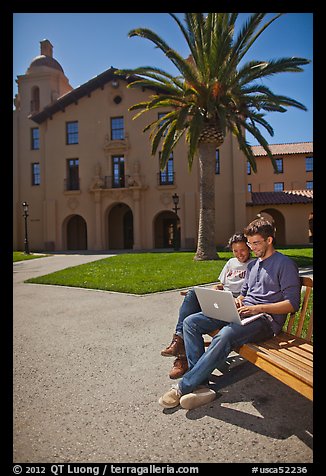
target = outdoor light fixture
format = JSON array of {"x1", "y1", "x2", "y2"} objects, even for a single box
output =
[
  {"x1": 22, "y1": 201, "x2": 30, "y2": 254},
  {"x1": 172, "y1": 192, "x2": 180, "y2": 211},
  {"x1": 171, "y1": 193, "x2": 180, "y2": 251},
  {"x1": 111, "y1": 79, "x2": 119, "y2": 88}
]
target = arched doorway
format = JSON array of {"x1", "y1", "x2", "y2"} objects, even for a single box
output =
[
  {"x1": 154, "y1": 211, "x2": 180, "y2": 249},
  {"x1": 108, "y1": 203, "x2": 134, "y2": 249},
  {"x1": 258, "y1": 209, "x2": 286, "y2": 246},
  {"x1": 66, "y1": 215, "x2": 87, "y2": 250}
]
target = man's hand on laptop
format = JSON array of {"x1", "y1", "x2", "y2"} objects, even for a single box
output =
[
  {"x1": 234, "y1": 296, "x2": 244, "y2": 308},
  {"x1": 238, "y1": 304, "x2": 261, "y2": 317}
]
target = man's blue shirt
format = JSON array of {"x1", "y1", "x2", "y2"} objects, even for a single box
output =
[{"x1": 241, "y1": 251, "x2": 301, "y2": 334}]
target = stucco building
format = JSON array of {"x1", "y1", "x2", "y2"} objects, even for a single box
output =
[
  {"x1": 13, "y1": 40, "x2": 313, "y2": 252},
  {"x1": 246, "y1": 142, "x2": 313, "y2": 246}
]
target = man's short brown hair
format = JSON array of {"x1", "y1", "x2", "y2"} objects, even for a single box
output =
[{"x1": 244, "y1": 218, "x2": 275, "y2": 241}]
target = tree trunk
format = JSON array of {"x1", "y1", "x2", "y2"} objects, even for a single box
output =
[{"x1": 194, "y1": 142, "x2": 219, "y2": 261}]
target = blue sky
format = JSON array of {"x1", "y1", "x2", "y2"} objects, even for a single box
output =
[{"x1": 13, "y1": 13, "x2": 313, "y2": 146}]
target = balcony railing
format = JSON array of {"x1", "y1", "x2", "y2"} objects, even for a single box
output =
[
  {"x1": 64, "y1": 178, "x2": 80, "y2": 191},
  {"x1": 104, "y1": 175, "x2": 132, "y2": 189}
]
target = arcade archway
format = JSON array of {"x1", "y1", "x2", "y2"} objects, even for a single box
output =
[
  {"x1": 258, "y1": 209, "x2": 285, "y2": 246},
  {"x1": 154, "y1": 211, "x2": 180, "y2": 249},
  {"x1": 108, "y1": 203, "x2": 134, "y2": 249},
  {"x1": 66, "y1": 214, "x2": 87, "y2": 250}
]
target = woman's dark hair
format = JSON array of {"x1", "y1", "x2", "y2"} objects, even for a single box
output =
[{"x1": 227, "y1": 232, "x2": 249, "y2": 250}]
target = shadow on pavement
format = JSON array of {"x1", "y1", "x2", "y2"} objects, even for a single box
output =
[{"x1": 182, "y1": 357, "x2": 313, "y2": 449}]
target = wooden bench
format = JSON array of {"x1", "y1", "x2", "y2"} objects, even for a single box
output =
[{"x1": 180, "y1": 276, "x2": 313, "y2": 400}]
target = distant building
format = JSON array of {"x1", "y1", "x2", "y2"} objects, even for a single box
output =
[
  {"x1": 246, "y1": 143, "x2": 313, "y2": 245},
  {"x1": 13, "y1": 40, "x2": 313, "y2": 252}
]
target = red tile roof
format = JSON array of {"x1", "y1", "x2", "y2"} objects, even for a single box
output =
[
  {"x1": 249, "y1": 190, "x2": 313, "y2": 205},
  {"x1": 251, "y1": 142, "x2": 313, "y2": 157},
  {"x1": 29, "y1": 67, "x2": 170, "y2": 124}
]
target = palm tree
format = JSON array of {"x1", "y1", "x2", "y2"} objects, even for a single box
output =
[{"x1": 117, "y1": 13, "x2": 310, "y2": 260}]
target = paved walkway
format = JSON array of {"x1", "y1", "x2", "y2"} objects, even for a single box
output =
[{"x1": 13, "y1": 254, "x2": 313, "y2": 464}]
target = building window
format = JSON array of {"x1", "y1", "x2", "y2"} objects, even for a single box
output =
[
  {"x1": 113, "y1": 95, "x2": 122, "y2": 104},
  {"x1": 248, "y1": 183, "x2": 252, "y2": 192},
  {"x1": 306, "y1": 181, "x2": 313, "y2": 190},
  {"x1": 215, "y1": 149, "x2": 220, "y2": 174},
  {"x1": 31, "y1": 163, "x2": 40, "y2": 185},
  {"x1": 112, "y1": 156, "x2": 125, "y2": 188},
  {"x1": 305, "y1": 156, "x2": 313, "y2": 172},
  {"x1": 66, "y1": 159, "x2": 79, "y2": 190},
  {"x1": 274, "y1": 182, "x2": 284, "y2": 192},
  {"x1": 159, "y1": 152, "x2": 174, "y2": 185},
  {"x1": 30, "y1": 86, "x2": 40, "y2": 113},
  {"x1": 111, "y1": 117, "x2": 124, "y2": 140},
  {"x1": 275, "y1": 158, "x2": 283, "y2": 173},
  {"x1": 31, "y1": 128, "x2": 40, "y2": 150},
  {"x1": 247, "y1": 161, "x2": 251, "y2": 175},
  {"x1": 66, "y1": 121, "x2": 79, "y2": 145}
]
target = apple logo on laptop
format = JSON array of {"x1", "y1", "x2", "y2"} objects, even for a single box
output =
[{"x1": 214, "y1": 303, "x2": 219, "y2": 309}]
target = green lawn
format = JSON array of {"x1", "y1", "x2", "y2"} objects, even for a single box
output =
[
  {"x1": 13, "y1": 251, "x2": 49, "y2": 262},
  {"x1": 25, "y1": 247, "x2": 312, "y2": 295},
  {"x1": 26, "y1": 252, "x2": 225, "y2": 293}
]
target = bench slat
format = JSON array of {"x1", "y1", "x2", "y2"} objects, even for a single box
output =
[
  {"x1": 257, "y1": 334, "x2": 313, "y2": 364},
  {"x1": 238, "y1": 343, "x2": 313, "y2": 400},
  {"x1": 250, "y1": 349, "x2": 313, "y2": 377},
  {"x1": 238, "y1": 340, "x2": 313, "y2": 381}
]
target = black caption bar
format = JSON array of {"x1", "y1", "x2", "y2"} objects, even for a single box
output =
[{"x1": 10, "y1": 463, "x2": 315, "y2": 476}]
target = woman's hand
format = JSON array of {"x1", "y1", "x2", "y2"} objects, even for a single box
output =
[{"x1": 213, "y1": 283, "x2": 224, "y2": 291}]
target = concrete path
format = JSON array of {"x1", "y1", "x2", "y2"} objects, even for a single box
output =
[{"x1": 13, "y1": 254, "x2": 313, "y2": 464}]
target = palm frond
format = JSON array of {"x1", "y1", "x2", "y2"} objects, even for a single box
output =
[
  {"x1": 128, "y1": 27, "x2": 172, "y2": 55},
  {"x1": 186, "y1": 111, "x2": 204, "y2": 169},
  {"x1": 150, "y1": 120, "x2": 173, "y2": 156},
  {"x1": 246, "y1": 112, "x2": 275, "y2": 137},
  {"x1": 232, "y1": 122, "x2": 258, "y2": 173},
  {"x1": 169, "y1": 13, "x2": 201, "y2": 67},
  {"x1": 239, "y1": 117, "x2": 279, "y2": 172},
  {"x1": 234, "y1": 14, "x2": 283, "y2": 64},
  {"x1": 159, "y1": 120, "x2": 178, "y2": 169},
  {"x1": 237, "y1": 57, "x2": 311, "y2": 85}
]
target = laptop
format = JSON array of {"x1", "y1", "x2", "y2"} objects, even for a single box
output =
[{"x1": 194, "y1": 286, "x2": 265, "y2": 326}]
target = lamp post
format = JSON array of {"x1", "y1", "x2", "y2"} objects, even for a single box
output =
[
  {"x1": 172, "y1": 193, "x2": 180, "y2": 251},
  {"x1": 22, "y1": 201, "x2": 30, "y2": 254}
]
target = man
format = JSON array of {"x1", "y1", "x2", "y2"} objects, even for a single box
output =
[{"x1": 159, "y1": 218, "x2": 301, "y2": 410}]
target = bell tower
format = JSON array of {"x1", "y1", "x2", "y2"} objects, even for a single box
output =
[
  {"x1": 13, "y1": 40, "x2": 73, "y2": 251},
  {"x1": 14, "y1": 39, "x2": 72, "y2": 114}
]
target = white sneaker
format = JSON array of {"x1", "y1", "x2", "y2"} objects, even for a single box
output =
[
  {"x1": 158, "y1": 385, "x2": 181, "y2": 408},
  {"x1": 180, "y1": 386, "x2": 216, "y2": 410}
]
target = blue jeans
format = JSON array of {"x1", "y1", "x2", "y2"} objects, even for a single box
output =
[
  {"x1": 175, "y1": 288, "x2": 201, "y2": 337},
  {"x1": 178, "y1": 312, "x2": 274, "y2": 395}
]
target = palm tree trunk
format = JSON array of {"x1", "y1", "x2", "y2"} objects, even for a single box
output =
[{"x1": 194, "y1": 142, "x2": 219, "y2": 260}]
